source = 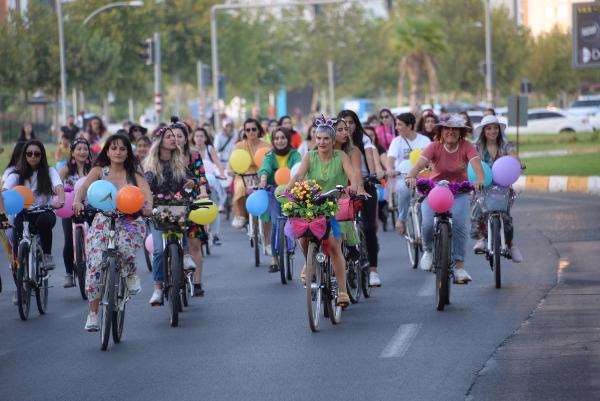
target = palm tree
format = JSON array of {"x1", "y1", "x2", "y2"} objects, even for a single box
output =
[{"x1": 389, "y1": 16, "x2": 446, "y2": 112}]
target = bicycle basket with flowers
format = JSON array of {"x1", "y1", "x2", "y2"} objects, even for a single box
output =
[
  {"x1": 281, "y1": 180, "x2": 339, "y2": 239},
  {"x1": 151, "y1": 191, "x2": 193, "y2": 231}
]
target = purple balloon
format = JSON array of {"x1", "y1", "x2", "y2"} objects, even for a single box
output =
[{"x1": 492, "y1": 156, "x2": 521, "y2": 187}]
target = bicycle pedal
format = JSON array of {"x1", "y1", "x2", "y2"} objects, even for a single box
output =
[{"x1": 474, "y1": 249, "x2": 486, "y2": 255}]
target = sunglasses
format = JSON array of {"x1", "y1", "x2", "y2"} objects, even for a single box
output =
[
  {"x1": 26, "y1": 151, "x2": 42, "y2": 158},
  {"x1": 245, "y1": 127, "x2": 258, "y2": 132}
]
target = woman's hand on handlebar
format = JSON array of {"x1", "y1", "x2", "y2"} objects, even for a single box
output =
[
  {"x1": 472, "y1": 181, "x2": 484, "y2": 192},
  {"x1": 405, "y1": 176, "x2": 417, "y2": 189},
  {"x1": 72, "y1": 201, "x2": 84, "y2": 216}
]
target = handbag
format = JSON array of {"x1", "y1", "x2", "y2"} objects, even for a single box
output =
[{"x1": 335, "y1": 189, "x2": 356, "y2": 222}]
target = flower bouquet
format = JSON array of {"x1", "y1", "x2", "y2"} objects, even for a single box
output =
[
  {"x1": 281, "y1": 180, "x2": 339, "y2": 239},
  {"x1": 151, "y1": 191, "x2": 193, "y2": 231}
]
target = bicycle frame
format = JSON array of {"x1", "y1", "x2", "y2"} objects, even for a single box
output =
[
  {"x1": 433, "y1": 213, "x2": 454, "y2": 276},
  {"x1": 161, "y1": 230, "x2": 193, "y2": 296},
  {"x1": 101, "y1": 215, "x2": 129, "y2": 313},
  {"x1": 486, "y1": 212, "x2": 509, "y2": 259}
]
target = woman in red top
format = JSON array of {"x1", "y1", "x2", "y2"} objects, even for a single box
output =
[
  {"x1": 374, "y1": 108, "x2": 395, "y2": 151},
  {"x1": 405, "y1": 114, "x2": 484, "y2": 284}
]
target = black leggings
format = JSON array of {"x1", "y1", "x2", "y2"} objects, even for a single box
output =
[
  {"x1": 12, "y1": 211, "x2": 56, "y2": 256},
  {"x1": 361, "y1": 182, "x2": 379, "y2": 268},
  {"x1": 62, "y1": 218, "x2": 74, "y2": 274}
]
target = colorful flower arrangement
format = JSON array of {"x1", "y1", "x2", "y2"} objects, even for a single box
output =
[
  {"x1": 281, "y1": 180, "x2": 339, "y2": 221},
  {"x1": 151, "y1": 191, "x2": 193, "y2": 230},
  {"x1": 416, "y1": 178, "x2": 473, "y2": 196}
]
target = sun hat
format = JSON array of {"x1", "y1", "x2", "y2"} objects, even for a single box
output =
[
  {"x1": 473, "y1": 115, "x2": 506, "y2": 139},
  {"x1": 434, "y1": 113, "x2": 471, "y2": 130}
]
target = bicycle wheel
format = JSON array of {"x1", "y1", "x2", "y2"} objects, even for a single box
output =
[
  {"x1": 278, "y1": 219, "x2": 287, "y2": 285},
  {"x1": 492, "y1": 216, "x2": 502, "y2": 289},
  {"x1": 286, "y1": 238, "x2": 294, "y2": 281},
  {"x1": 306, "y1": 242, "x2": 322, "y2": 332},
  {"x1": 167, "y1": 243, "x2": 182, "y2": 327},
  {"x1": 324, "y1": 261, "x2": 342, "y2": 325},
  {"x1": 390, "y1": 195, "x2": 397, "y2": 229},
  {"x1": 35, "y1": 247, "x2": 48, "y2": 315},
  {"x1": 99, "y1": 256, "x2": 116, "y2": 351},
  {"x1": 112, "y1": 275, "x2": 126, "y2": 343},
  {"x1": 143, "y1": 221, "x2": 152, "y2": 272},
  {"x1": 253, "y1": 218, "x2": 260, "y2": 267},
  {"x1": 345, "y1": 246, "x2": 361, "y2": 304},
  {"x1": 405, "y1": 213, "x2": 419, "y2": 269},
  {"x1": 358, "y1": 227, "x2": 371, "y2": 298},
  {"x1": 16, "y1": 242, "x2": 31, "y2": 321},
  {"x1": 74, "y1": 227, "x2": 88, "y2": 300},
  {"x1": 435, "y1": 223, "x2": 450, "y2": 311}
]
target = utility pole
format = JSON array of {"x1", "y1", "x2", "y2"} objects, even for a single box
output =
[
  {"x1": 484, "y1": 0, "x2": 494, "y2": 107},
  {"x1": 327, "y1": 60, "x2": 335, "y2": 117},
  {"x1": 56, "y1": 0, "x2": 68, "y2": 127},
  {"x1": 153, "y1": 31, "x2": 162, "y2": 124},
  {"x1": 197, "y1": 61, "x2": 207, "y2": 124}
]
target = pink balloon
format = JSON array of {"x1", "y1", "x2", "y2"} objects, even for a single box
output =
[
  {"x1": 55, "y1": 191, "x2": 75, "y2": 218},
  {"x1": 428, "y1": 186, "x2": 454, "y2": 213},
  {"x1": 145, "y1": 235, "x2": 154, "y2": 253},
  {"x1": 492, "y1": 156, "x2": 521, "y2": 187}
]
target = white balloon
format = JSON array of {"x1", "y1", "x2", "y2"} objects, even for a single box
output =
[
  {"x1": 290, "y1": 162, "x2": 301, "y2": 177},
  {"x1": 398, "y1": 159, "x2": 413, "y2": 174}
]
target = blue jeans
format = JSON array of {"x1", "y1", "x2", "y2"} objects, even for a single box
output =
[
  {"x1": 395, "y1": 179, "x2": 412, "y2": 222},
  {"x1": 151, "y1": 225, "x2": 188, "y2": 283},
  {"x1": 421, "y1": 193, "x2": 470, "y2": 262}
]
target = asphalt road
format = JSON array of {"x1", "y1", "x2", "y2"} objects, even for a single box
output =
[{"x1": 0, "y1": 192, "x2": 598, "y2": 401}]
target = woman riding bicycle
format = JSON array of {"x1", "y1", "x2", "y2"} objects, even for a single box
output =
[
  {"x1": 337, "y1": 110, "x2": 384, "y2": 287},
  {"x1": 58, "y1": 137, "x2": 93, "y2": 288},
  {"x1": 73, "y1": 133, "x2": 152, "y2": 331},
  {"x1": 1, "y1": 140, "x2": 65, "y2": 270},
  {"x1": 257, "y1": 127, "x2": 301, "y2": 273},
  {"x1": 386, "y1": 113, "x2": 431, "y2": 235},
  {"x1": 405, "y1": 114, "x2": 485, "y2": 284},
  {"x1": 288, "y1": 117, "x2": 369, "y2": 307},
  {"x1": 470, "y1": 115, "x2": 523, "y2": 263}
]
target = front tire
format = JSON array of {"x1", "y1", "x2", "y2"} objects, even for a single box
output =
[
  {"x1": 435, "y1": 223, "x2": 450, "y2": 311},
  {"x1": 278, "y1": 219, "x2": 287, "y2": 285},
  {"x1": 253, "y1": 218, "x2": 260, "y2": 267},
  {"x1": 74, "y1": 227, "x2": 88, "y2": 300},
  {"x1": 16, "y1": 242, "x2": 31, "y2": 321},
  {"x1": 167, "y1": 243, "x2": 182, "y2": 327},
  {"x1": 405, "y1": 213, "x2": 419, "y2": 269},
  {"x1": 112, "y1": 275, "x2": 126, "y2": 343},
  {"x1": 143, "y1": 221, "x2": 152, "y2": 272},
  {"x1": 492, "y1": 216, "x2": 502, "y2": 289},
  {"x1": 306, "y1": 242, "x2": 322, "y2": 332},
  {"x1": 35, "y1": 247, "x2": 48, "y2": 315},
  {"x1": 100, "y1": 257, "x2": 116, "y2": 351}
]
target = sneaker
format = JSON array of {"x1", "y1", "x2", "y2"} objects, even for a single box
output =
[
  {"x1": 510, "y1": 245, "x2": 523, "y2": 263},
  {"x1": 149, "y1": 288, "x2": 163, "y2": 306},
  {"x1": 84, "y1": 312, "x2": 99, "y2": 332},
  {"x1": 43, "y1": 254, "x2": 55, "y2": 270},
  {"x1": 454, "y1": 268, "x2": 472, "y2": 284},
  {"x1": 193, "y1": 283, "x2": 205, "y2": 297},
  {"x1": 231, "y1": 216, "x2": 246, "y2": 229},
  {"x1": 473, "y1": 239, "x2": 486, "y2": 254},
  {"x1": 63, "y1": 274, "x2": 74, "y2": 288},
  {"x1": 268, "y1": 264, "x2": 280, "y2": 273},
  {"x1": 212, "y1": 236, "x2": 222, "y2": 246},
  {"x1": 183, "y1": 254, "x2": 197, "y2": 271},
  {"x1": 369, "y1": 271, "x2": 381, "y2": 287},
  {"x1": 420, "y1": 251, "x2": 433, "y2": 271},
  {"x1": 126, "y1": 274, "x2": 141, "y2": 295},
  {"x1": 395, "y1": 220, "x2": 406, "y2": 235}
]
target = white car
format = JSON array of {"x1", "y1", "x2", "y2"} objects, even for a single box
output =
[
  {"x1": 505, "y1": 108, "x2": 592, "y2": 134},
  {"x1": 566, "y1": 96, "x2": 600, "y2": 130}
]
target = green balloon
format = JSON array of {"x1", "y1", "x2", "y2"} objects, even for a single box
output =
[{"x1": 275, "y1": 185, "x2": 288, "y2": 204}]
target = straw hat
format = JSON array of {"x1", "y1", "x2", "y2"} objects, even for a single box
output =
[{"x1": 473, "y1": 115, "x2": 506, "y2": 139}]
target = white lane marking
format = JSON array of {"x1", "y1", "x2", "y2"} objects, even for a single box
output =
[
  {"x1": 417, "y1": 275, "x2": 435, "y2": 297},
  {"x1": 380, "y1": 323, "x2": 422, "y2": 359}
]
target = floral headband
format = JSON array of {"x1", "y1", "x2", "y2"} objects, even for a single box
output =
[
  {"x1": 314, "y1": 115, "x2": 337, "y2": 129},
  {"x1": 70, "y1": 137, "x2": 90, "y2": 152}
]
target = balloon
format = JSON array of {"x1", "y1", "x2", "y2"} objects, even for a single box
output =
[
  {"x1": 230, "y1": 149, "x2": 252, "y2": 174},
  {"x1": 145, "y1": 235, "x2": 154, "y2": 253},
  {"x1": 56, "y1": 160, "x2": 67, "y2": 171},
  {"x1": 2, "y1": 190, "x2": 24, "y2": 215},
  {"x1": 116, "y1": 185, "x2": 145, "y2": 214},
  {"x1": 73, "y1": 177, "x2": 87, "y2": 197},
  {"x1": 189, "y1": 201, "x2": 218, "y2": 225},
  {"x1": 398, "y1": 159, "x2": 413, "y2": 174},
  {"x1": 245, "y1": 189, "x2": 269, "y2": 216},
  {"x1": 54, "y1": 190, "x2": 75, "y2": 218},
  {"x1": 468, "y1": 161, "x2": 493, "y2": 188},
  {"x1": 86, "y1": 180, "x2": 117, "y2": 211},
  {"x1": 428, "y1": 186, "x2": 454, "y2": 213},
  {"x1": 492, "y1": 156, "x2": 521, "y2": 187},
  {"x1": 290, "y1": 162, "x2": 301, "y2": 177},
  {"x1": 275, "y1": 184, "x2": 289, "y2": 204},
  {"x1": 254, "y1": 147, "x2": 270, "y2": 168},
  {"x1": 91, "y1": 143, "x2": 101, "y2": 153},
  {"x1": 274, "y1": 167, "x2": 291, "y2": 185},
  {"x1": 409, "y1": 149, "x2": 423, "y2": 165},
  {"x1": 13, "y1": 186, "x2": 34, "y2": 208}
]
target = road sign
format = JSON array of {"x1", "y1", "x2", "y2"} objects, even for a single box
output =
[
  {"x1": 507, "y1": 96, "x2": 528, "y2": 127},
  {"x1": 573, "y1": 2, "x2": 600, "y2": 68}
]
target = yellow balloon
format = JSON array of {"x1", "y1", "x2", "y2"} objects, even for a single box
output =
[
  {"x1": 189, "y1": 201, "x2": 218, "y2": 225},
  {"x1": 230, "y1": 149, "x2": 252, "y2": 174},
  {"x1": 409, "y1": 149, "x2": 423, "y2": 165}
]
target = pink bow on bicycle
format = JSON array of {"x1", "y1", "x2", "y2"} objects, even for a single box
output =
[{"x1": 289, "y1": 216, "x2": 327, "y2": 240}]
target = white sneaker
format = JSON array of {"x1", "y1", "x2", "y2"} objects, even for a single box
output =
[
  {"x1": 126, "y1": 274, "x2": 141, "y2": 295},
  {"x1": 183, "y1": 254, "x2": 197, "y2": 270},
  {"x1": 420, "y1": 251, "x2": 433, "y2": 271},
  {"x1": 84, "y1": 312, "x2": 99, "y2": 332},
  {"x1": 510, "y1": 245, "x2": 523, "y2": 263},
  {"x1": 149, "y1": 288, "x2": 163, "y2": 306},
  {"x1": 264, "y1": 247, "x2": 272, "y2": 257},
  {"x1": 231, "y1": 216, "x2": 246, "y2": 229},
  {"x1": 369, "y1": 271, "x2": 381, "y2": 287},
  {"x1": 454, "y1": 268, "x2": 472, "y2": 284},
  {"x1": 473, "y1": 239, "x2": 486, "y2": 254}
]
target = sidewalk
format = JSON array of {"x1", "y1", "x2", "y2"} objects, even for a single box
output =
[
  {"x1": 467, "y1": 240, "x2": 600, "y2": 401},
  {"x1": 514, "y1": 175, "x2": 600, "y2": 195}
]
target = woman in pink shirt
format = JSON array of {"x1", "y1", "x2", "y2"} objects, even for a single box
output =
[{"x1": 375, "y1": 108, "x2": 395, "y2": 151}]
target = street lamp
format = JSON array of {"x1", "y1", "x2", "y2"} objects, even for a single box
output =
[
  {"x1": 483, "y1": 0, "x2": 494, "y2": 107},
  {"x1": 83, "y1": 1, "x2": 144, "y2": 25}
]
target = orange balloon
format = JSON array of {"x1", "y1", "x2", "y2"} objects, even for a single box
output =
[
  {"x1": 13, "y1": 185, "x2": 34, "y2": 208},
  {"x1": 116, "y1": 185, "x2": 145, "y2": 214},
  {"x1": 274, "y1": 167, "x2": 291, "y2": 185},
  {"x1": 254, "y1": 147, "x2": 270, "y2": 168}
]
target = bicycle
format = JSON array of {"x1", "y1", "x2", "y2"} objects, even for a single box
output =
[
  {"x1": 386, "y1": 182, "x2": 398, "y2": 230},
  {"x1": 273, "y1": 190, "x2": 296, "y2": 285},
  {"x1": 343, "y1": 192, "x2": 367, "y2": 304},
  {"x1": 143, "y1": 219, "x2": 153, "y2": 272},
  {"x1": 474, "y1": 185, "x2": 515, "y2": 289},
  {"x1": 14, "y1": 206, "x2": 53, "y2": 321},
  {"x1": 72, "y1": 207, "x2": 96, "y2": 300},
  {"x1": 238, "y1": 173, "x2": 265, "y2": 267}
]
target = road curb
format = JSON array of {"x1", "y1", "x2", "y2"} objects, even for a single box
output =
[{"x1": 514, "y1": 175, "x2": 600, "y2": 195}]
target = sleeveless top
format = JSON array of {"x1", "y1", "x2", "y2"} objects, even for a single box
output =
[
  {"x1": 102, "y1": 166, "x2": 136, "y2": 188},
  {"x1": 238, "y1": 140, "x2": 270, "y2": 174},
  {"x1": 306, "y1": 150, "x2": 348, "y2": 192}
]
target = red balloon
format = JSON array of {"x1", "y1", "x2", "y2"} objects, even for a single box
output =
[
  {"x1": 428, "y1": 186, "x2": 454, "y2": 213},
  {"x1": 116, "y1": 185, "x2": 145, "y2": 214}
]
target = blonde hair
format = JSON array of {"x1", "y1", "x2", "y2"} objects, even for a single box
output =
[{"x1": 143, "y1": 133, "x2": 188, "y2": 185}]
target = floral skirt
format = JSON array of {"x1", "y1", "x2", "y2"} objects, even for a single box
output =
[{"x1": 85, "y1": 214, "x2": 146, "y2": 301}]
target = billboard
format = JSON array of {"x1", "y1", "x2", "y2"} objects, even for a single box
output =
[{"x1": 573, "y1": 2, "x2": 600, "y2": 68}]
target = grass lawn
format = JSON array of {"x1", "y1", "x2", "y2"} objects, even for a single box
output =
[
  {"x1": 522, "y1": 152, "x2": 600, "y2": 176},
  {"x1": 0, "y1": 143, "x2": 58, "y2": 175},
  {"x1": 508, "y1": 132, "x2": 600, "y2": 153}
]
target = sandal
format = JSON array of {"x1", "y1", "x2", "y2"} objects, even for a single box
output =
[
  {"x1": 300, "y1": 266, "x2": 307, "y2": 283},
  {"x1": 395, "y1": 220, "x2": 405, "y2": 236},
  {"x1": 268, "y1": 264, "x2": 280, "y2": 273},
  {"x1": 337, "y1": 292, "x2": 350, "y2": 309}
]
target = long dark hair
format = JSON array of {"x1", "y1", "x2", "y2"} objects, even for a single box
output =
[
  {"x1": 18, "y1": 124, "x2": 36, "y2": 142},
  {"x1": 94, "y1": 134, "x2": 141, "y2": 183},
  {"x1": 67, "y1": 138, "x2": 93, "y2": 177},
  {"x1": 416, "y1": 110, "x2": 439, "y2": 135},
  {"x1": 6, "y1": 141, "x2": 26, "y2": 170},
  {"x1": 169, "y1": 116, "x2": 191, "y2": 155},
  {"x1": 337, "y1": 109, "x2": 366, "y2": 156},
  {"x1": 87, "y1": 116, "x2": 107, "y2": 144},
  {"x1": 477, "y1": 123, "x2": 506, "y2": 149},
  {"x1": 242, "y1": 118, "x2": 265, "y2": 139},
  {"x1": 16, "y1": 140, "x2": 53, "y2": 197},
  {"x1": 192, "y1": 127, "x2": 214, "y2": 147}
]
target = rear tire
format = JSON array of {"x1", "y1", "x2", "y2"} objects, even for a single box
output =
[
  {"x1": 253, "y1": 218, "x2": 260, "y2": 267},
  {"x1": 306, "y1": 242, "x2": 322, "y2": 332},
  {"x1": 16, "y1": 242, "x2": 31, "y2": 321},
  {"x1": 435, "y1": 223, "x2": 450, "y2": 311},
  {"x1": 35, "y1": 247, "x2": 48, "y2": 315},
  {"x1": 112, "y1": 275, "x2": 126, "y2": 343},
  {"x1": 390, "y1": 195, "x2": 397, "y2": 229},
  {"x1": 144, "y1": 221, "x2": 152, "y2": 272},
  {"x1": 405, "y1": 213, "x2": 419, "y2": 269},
  {"x1": 492, "y1": 216, "x2": 502, "y2": 289},
  {"x1": 278, "y1": 219, "x2": 287, "y2": 285},
  {"x1": 168, "y1": 243, "x2": 182, "y2": 327},
  {"x1": 358, "y1": 226, "x2": 371, "y2": 298},
  {"x1": 75, "y1": 227, "x2": 88, "y2": 300},
  {"x1": 100, "y1": 257, "x2": 116, "y2": 351},
  {"x1": 345, "y1": 245, "x2": 361, "y2": 304}
]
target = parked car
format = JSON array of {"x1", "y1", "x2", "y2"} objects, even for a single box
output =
[
  {"x1": 566, "y1": 95, "x2": 600, "y2": 130},
  {"x1": 505, "y1": 108, "x2": 592, "y2": 134}
]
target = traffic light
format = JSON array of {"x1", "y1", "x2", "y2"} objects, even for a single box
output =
[
  {"x1": 313, "y1": 5, "x2": 320, "y2": 16},
  {"x1": 138, "y1": 38, "x2": 153, "y2": 66}
]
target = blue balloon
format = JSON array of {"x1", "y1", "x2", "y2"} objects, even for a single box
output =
[
  {"x1": 86, "y1": 180, "x2": 117, "y2": 212},
  {"x1": 246, "y1": 189, "x2": 269, "y2": 216},
  {"x1": 56, "y1": 160, "x2": 67, "y2": 171},
  {"x1": 468, "y1": 161, "x2": 492, "y2": 188},
  {"x1": 2, "y1": 190, "x2": 24, "y2": 215}
]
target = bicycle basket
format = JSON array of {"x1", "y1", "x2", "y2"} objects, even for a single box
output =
[
  {"x1": 480, "y1": 186, "x2": 512, "y2": 213},
  {"x1": 152, "y1": 205, "x2": 189, "y2": 231}
]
